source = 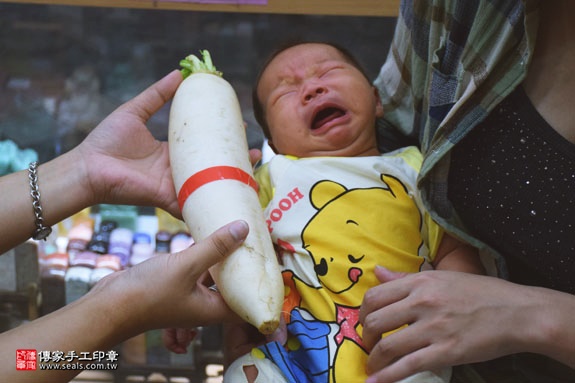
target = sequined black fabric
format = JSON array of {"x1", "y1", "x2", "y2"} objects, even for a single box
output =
[{"x1": 448, "y1": 85, "x2": 575, "y2": 294}]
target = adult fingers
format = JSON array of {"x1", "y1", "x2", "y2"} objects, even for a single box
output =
[
  {"x1": 360, "y1": 271, "x2": 414, "y2": 325},
  {"x1": 365, "y1": 343, "x2": 441, "y2": 383},
  {"x1": 360, "y1": 280, "x2": 414, "y2": 350},
  {"x1": 361, "y1": 302, "x2": 417, "y2": 353},
  {"x1": 365, "y1": 322, "x2": 430, "y2": 376}
]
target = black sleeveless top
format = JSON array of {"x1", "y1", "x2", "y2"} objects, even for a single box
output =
[{"x1": 448, "y1": 85, "x2": 575, "y2": 294}]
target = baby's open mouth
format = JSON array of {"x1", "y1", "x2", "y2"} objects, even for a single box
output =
[{"x1": 311, "y1": 107, "x2": 346, "y2": 130}]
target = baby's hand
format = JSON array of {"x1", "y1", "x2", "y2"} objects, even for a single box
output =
[
  {"x1": 249, "y1": 148, "x2": 263, "y2": 167},
  {"x1": 162, "y1": 327, "x2": 198, "y2": 354},
  {"x1": 266, "y1": 315, "x2": 287, "y2": 345}
]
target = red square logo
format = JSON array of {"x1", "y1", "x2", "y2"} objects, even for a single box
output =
[{"x1": 16, "y1": 349, "x2": 37, "y2": 371}]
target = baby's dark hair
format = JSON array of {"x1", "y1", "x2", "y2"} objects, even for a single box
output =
[{"x1": 252, "y1": 40, "x2": 372, "y2": 140}]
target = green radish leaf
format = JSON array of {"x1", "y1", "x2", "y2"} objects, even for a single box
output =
[{"x1": 179, "y1": 49, "x2": 223, "y2": 78}]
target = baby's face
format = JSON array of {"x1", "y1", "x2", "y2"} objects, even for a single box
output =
[{"x1": 257, "y1": 43, "x2": 383, "y2": 158}]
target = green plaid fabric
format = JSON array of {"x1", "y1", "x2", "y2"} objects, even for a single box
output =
[{"x1": 375, "y1": 0, "x2": 539, "y2": 265}]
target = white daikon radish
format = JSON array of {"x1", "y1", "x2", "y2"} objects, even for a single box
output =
[{"x1": 168, "y1": 50, "x2": 283, "y2": 335}]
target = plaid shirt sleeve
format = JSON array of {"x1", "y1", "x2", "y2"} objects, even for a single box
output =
[{"x1": 374, "y1": 0, "x2": 539, "y2": 266}]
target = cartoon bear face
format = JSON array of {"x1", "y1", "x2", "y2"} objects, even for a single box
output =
[{"x1": 301, "y1": 174, "x2": 424, "y2": 307}]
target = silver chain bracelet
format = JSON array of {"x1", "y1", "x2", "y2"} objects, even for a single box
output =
[{"x1": 28, "y1": 161, "x2": 52, "y2": 241}]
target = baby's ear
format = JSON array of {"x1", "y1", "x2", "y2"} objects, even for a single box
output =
[{"x1": 373, "y1": 87, "x2": 384, "y2": 118}]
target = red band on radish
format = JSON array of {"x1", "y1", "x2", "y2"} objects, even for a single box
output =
[{"x1": 177, "y1": 166, "x2": 259, "y2": 210}]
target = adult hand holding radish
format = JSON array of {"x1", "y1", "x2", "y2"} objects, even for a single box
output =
[
  {"x1": 169, "y1": 50, "x2": 283, "y2": 335},
  {"x1": 0, "y1": 70, "x2": 184, "y2": 254},
  {"x1": 0, "y1": 64, "x2": 253, "y2": 381},
  {"x1": 0, "y1": 220, "x2": 249, "y2": 383}
]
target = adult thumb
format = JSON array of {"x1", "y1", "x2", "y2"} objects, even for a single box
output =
[{"x1": 188, "y1": 220, "x2": 249, "y2": 275}]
